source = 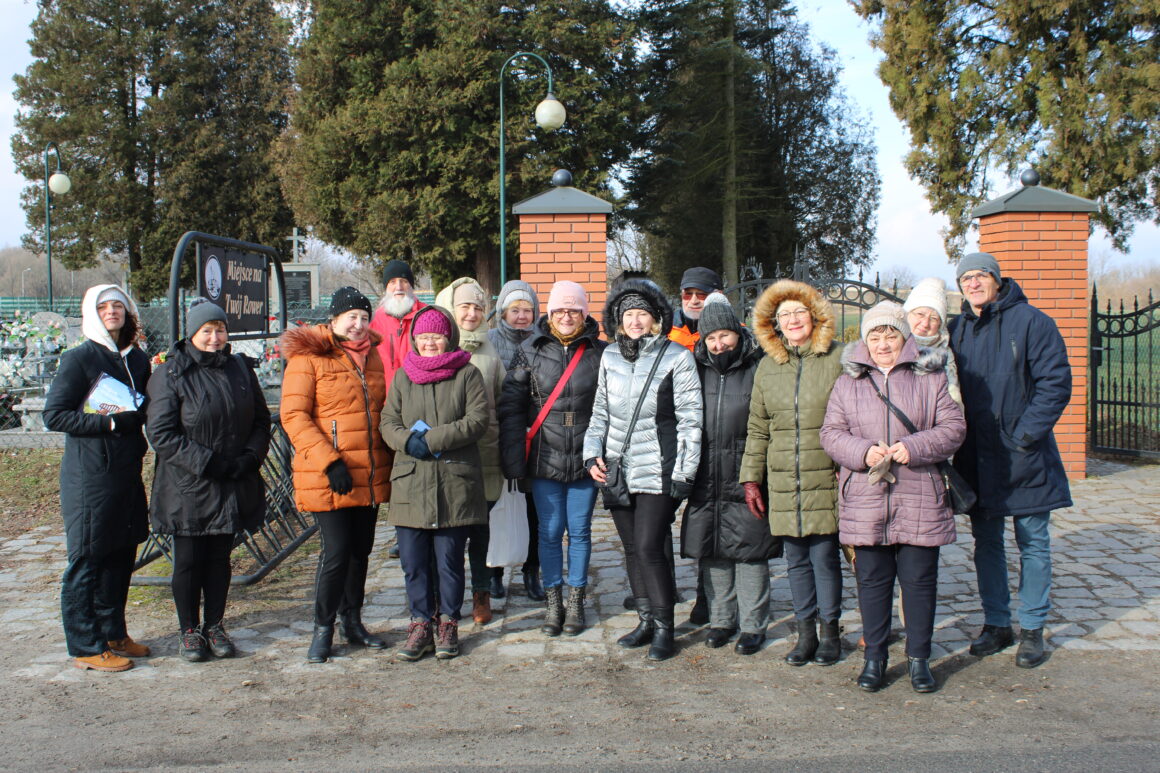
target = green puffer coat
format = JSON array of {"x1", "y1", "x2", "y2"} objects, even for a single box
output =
[{"x1": 739, "y1": 280, "x2": 844, "y2": 537}]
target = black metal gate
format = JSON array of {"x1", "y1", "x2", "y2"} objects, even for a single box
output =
[{"x1": 1090, "y1": 286, "x2": 1160, "y2": 459}]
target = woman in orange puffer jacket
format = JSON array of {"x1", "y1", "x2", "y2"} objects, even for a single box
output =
[{"x1": 280, "y1": 287, "x2": 392, "y2": 663}]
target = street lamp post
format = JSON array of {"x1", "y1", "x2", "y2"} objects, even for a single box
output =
[
  {"x1": 499, "y1": 51, "x2": 566, "y2": 286},
  {"x1": 43, "y1": 142, "x2": 73, "y2": 311},
  {"x1": 22, "y1": 267, "x2": 32, "y2": 298}
]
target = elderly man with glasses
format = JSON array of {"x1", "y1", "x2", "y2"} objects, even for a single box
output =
[
  {"x1": 948, "y1": 252, "x2": 1072, "y2": 670},
  {"x1": 669, "y1": 267, "x2": 724, "y2": 352}
]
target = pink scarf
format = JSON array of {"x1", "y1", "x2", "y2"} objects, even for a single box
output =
[
  {"x1": 339, "y1": 336, "x2": 372, "y2": 370},
  {"x1": 403, "y1": 348, "x2": 472, "y2": 384}
]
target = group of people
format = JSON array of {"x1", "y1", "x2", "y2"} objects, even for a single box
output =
[{"x1": 47, "y1": 251, "x2": 1073, "y2": 693}]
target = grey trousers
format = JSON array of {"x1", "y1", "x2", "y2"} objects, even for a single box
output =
[
  {"x1": 702, "y1": 557, "x2": 771, "y2": 634},
  {"x1": 783, "y1": 534, "x2": 843, "y2": 623}
]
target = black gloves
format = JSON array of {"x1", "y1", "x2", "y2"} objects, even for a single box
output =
[
  {"x1": 232, "y1": 453, "x2": 260, "y2": 479},
  {"x1": 405, "y1": 430, "x2": 433, "y2": 460},
  {"x1": 325, "y1": 459, "x2": 354, "y2": 495},
  {"x1": 110, "y1": 411, "x2": 143, "y2": 435},
  {"x1": 204, "y1": 453, "x2": 234, "y2": 480},
  {"x1": 669, "y1": 478, "x2": 693, "y2": 501}
]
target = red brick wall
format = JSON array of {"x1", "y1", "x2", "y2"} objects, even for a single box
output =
[
  {"x1": 977, "y1": 211, "x2": 1088, "y2": 480},
  {"x1": 516, "y1": 213, "x2": 609, "y2": 334}
]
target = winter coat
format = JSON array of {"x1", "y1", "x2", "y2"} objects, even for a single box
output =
[
  {"x1": 948, "y1": 278, "x2": 1072, "y2": 518},
  {"x1": 146, "y1": 340, "x2": 271, "y2": 536},
  {"x1": 739, "y1": 280, "x2": 844, "y2": 538},
  {"x1": 914, "y1": 328, "x2": 962, "y2": 407},
  {"x1": 487, "y1": 279, "x2": 540, "y2": 369},
  {"x1": 369, "y1": 298, "x2": 427, "y2": 391},
  {"x1": 820, "y1": 337, "x2": 966, "y2": 547},
  {"x1": 279, "y1": 325, "x2": 392, "y2": 513},
  {"x1": 435, "y1": 278, "x2": 505, "y2": 501},
  {"x1": 380, "y1": 305, "x2": 489, "y2": 530},
  {"x1": 681, "y1": 328, "x2": 782, "y2": 562},
  {"x1": 668, "y1": 309, "x2": 699, "y2": 351},
  {"x1": 42, "y1": 285, "x2": 151, "y2": 560},
  {"x1": 498, "y1": 314, "x2": 607, "y2": 483},
  {"x1": 582, "y1": 280, "x2": 703, "y2": 494}
]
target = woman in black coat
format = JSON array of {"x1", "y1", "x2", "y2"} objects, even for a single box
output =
[
  {"x1": 146, "y1": 299, "x2": 271, "y2": 662},
  {"x1": 681, "y1": 295, "x2": 780, "y2": 655},
  {"x1": 43, "y1": 284, "x2": 152, "y2": 673}
]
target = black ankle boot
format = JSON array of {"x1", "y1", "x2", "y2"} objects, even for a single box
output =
[
  {"x1": 340, "y1": 611, "x2": 386, "y2": 649},
  {"x1": 908, "y1": 657, "x2": 937, "y2": 692},
  {"x1": 785, "y1": 617, "x2": 818, "y2": 666},
  {"x1": 1015, "y1": 628, "x2": 1046, "y2": 668},
  {"x1": 813, "y1": 619, "x2": 841, "y2": 665},
  {"x1": 523, "y1": 568, "x2": 545, "y2": 601},
  {"x1": 618, "y1": 599, "x2": 654, "y2": 648},
  {"x1": 857, "y1": 658, "x2": 888, "y2": 692},
  {"x1": 307, "y1": 624, "x2": 334, "y2": 664},
  {"x1": 489, "y1": 569, "x2": 507, "y2": 599},
  {"x1": 647, "y1": 608, "x2": 676, "y2": 661},
  {"x1": 541, "y1": 585, "x2": 565, "y2": 637}
]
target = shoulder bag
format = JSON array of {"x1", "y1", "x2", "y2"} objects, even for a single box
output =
[{"x1": 525, "y1": 341, "x2": 587, "y2": 459}]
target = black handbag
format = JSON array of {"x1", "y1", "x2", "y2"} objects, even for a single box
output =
[
  {"x1": 599, "y1": 340, "x2": 670, "y2": 509},
  {"x1": 865, "y1": 376, "x2": 977, "y2": 514}
]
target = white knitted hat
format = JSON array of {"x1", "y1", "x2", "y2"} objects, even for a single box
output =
[{"x1": 903, "y1": 277, "x2": 948, "y2": 325}]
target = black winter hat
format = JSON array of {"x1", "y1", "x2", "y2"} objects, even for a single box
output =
[
  {"x1": 329, "y1": 286, "x2": 372, "y2": 318},
  {"x1": 187, "y1": 297, "x2": 227, "y2": 336},
  {"x1": 381, "y1": 259, "x2": 416, "y2": 288},
  {"x1": 680, "y1": 266, "x2": 723, "y2": 293}
]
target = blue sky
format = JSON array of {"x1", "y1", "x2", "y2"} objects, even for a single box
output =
[{"x1": 1, "y1": 0, "x2": 1155, "y2": 283}]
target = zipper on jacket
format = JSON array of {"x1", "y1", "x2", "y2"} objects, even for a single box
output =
[
  {"x1": 714, "y1": 370, "x2": 726, "y2": 556},
  {"x1": 341, "y1": 349, "x2": 377, "y2": 508},
  {"x1": 331, "y1": 420, "x2": 338, "y2": 449},
  {"x1": 882, "y1": 371, "x2": 893, "y2": 543},
  {"x1": 793, "y1": 351, "x2": 803, "y2": 537}
]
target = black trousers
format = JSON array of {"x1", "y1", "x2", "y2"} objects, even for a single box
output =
[
  {"x1": 854, "y1": 544, "x2": 941, "y2": 660},
  {"x1": 466, "y1": 501, "x2": 496, "y2": 592},
  {"x1": 396, "y1": 525, "x2": 469, "y2": 620},
  {"x1": 611, "y1": 493, "x2": 679, "y2": 611},
  {"x1": 60, "y1": 544, "x2": 137, "y2": 657},
  {"x1": 313, "y1": 507, "x2": 378, "y2": 626},
  {"x1": 171, "y1": 534, "x2": 234, "y2": 631},
  {"x1": 524, "y1": 491, "x2": 540, "y2": 571}
]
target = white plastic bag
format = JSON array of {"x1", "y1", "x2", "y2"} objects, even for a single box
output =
[{"x1": 486, "y1": 482, "x2": 529, "y2": 568}]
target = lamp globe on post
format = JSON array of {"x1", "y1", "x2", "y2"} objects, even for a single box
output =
[
  {"x1": 48, "y1": 171, "x2": 72, "y2": 195},
  {"x1": 43, "y1": 142, "x2": 73, "y2": 311},
  {"x1": 534, "y1": 95, "x2": 566, "y2": 131}
]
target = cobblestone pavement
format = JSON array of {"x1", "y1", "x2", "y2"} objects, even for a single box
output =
[{"x1": 2, "y1": 460, "x2": 1157, "y2": 681}]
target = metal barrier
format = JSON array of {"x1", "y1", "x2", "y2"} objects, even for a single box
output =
[{"x1": 1090, "y1": 286, "x2": 1160, "y2": 459}]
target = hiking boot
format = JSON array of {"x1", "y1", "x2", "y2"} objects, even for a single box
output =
[
  {"x1": 471, "y1": 591, "x2": 493, "y2": 625},
  {"x1": 108, "y1": 635, "x2": 150, "y2": 658},
  {"x1": 74, "y1": 650, "x2": 133, "y2": 672},
  {"x1": 435, "y1": 617, "x2": 460, "y2": 660},
  {"x1": 203, "y1": 623, "x2": 236, "y2": 658},
  {"x1": 542, "y1": 585, "x2": 565, "y2": 637},
  {"x1": 561, "y1": 586, "x2": 587, "y2": 636},
  {"x1": 180, "y1": 628, "x2": 209, "y2": 663},
  {"x1": 396, "y1": 619, "x2": 434, "y2": 662}
]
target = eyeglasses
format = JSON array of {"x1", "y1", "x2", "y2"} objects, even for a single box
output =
[
  {"x1": 959, "y1": 271, "x2": 992, "y2": 286},
  {"x1": 776, "y1": 308, "x2": 811, "y2": 322},
  {"x1": 908, "y1": 310, "x2": 939, "y2": 323},
  {"x1": 415, "y1": 334, "x2": 446, "y2": 344},
  {"x1": 682, "y1": 289, "x2": 709, "y2": 301},
  {"x1": 551, "y1": 309, "x2": 583, "y2": 318}
]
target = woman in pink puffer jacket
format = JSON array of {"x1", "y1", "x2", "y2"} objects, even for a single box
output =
[{"x1": 820, "y1": 301, "x2": 966, "y2": 695}]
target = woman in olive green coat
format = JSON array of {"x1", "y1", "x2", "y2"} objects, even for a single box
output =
[
  {"x1": 380, "y1": 305, "x2": 489, "y2": 661},
  {"x1": 740, "y1": 280, "x2": 845, "y2": 666}
]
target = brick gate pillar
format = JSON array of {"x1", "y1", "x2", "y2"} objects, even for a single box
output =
[
  {"x1": 512, "y1": 171, "x2": 612, "y2": 335},
  {"x1": 971, "y1": 170, "x2": 1099, "y2": 481}
]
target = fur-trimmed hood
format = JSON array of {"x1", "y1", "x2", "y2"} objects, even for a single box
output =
[
  {"x1": 603, "y1": 278, "x2": 673, "y2": 340},
  {"x1": 752, "y1": 280, "x2": 836, "y2": 363},
  {"x1": 280, "y1": 323, "x2": 383, "y2": 359},
  {"x1": 840, "y1": 335, "x2": 949, "y2": 378}
]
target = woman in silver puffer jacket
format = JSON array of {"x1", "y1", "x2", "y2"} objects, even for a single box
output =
[{"x1": 584, "y1": 278, "x2": 702, "y2": 662}]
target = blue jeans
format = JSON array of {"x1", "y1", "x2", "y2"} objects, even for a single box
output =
[
  {"x1": 970, "y1": 512, "x2": 1052, "y2": 630},
  {"x1": 530, "y1": 478, "x2": 597, "y2": 589}
]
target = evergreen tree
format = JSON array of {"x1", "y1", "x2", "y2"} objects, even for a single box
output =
[
  {"x1": 854, "y1": 0, "x2": 1160, "y2": 258},
  {"x1": 11, "y1": 0, "x2": 295, "y2": 300},
  {"x1": 278, "y1": 0, "x2": 639, "y2": 293}
]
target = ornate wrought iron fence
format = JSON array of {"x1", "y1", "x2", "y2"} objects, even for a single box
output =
[{"x1": 1090, "y1": 287, "x2": 1160, "y2": 458}]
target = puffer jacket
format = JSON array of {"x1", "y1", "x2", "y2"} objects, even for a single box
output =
[
  {"x1": 739, "y1": 280, "x2": 844, "y2": 538},
  {"x1": 147, "y1": 339, "x2": 271, "y2": 535},
  {"x1": 949, "y1": 278, "x2": 1072, "y2": 518},
  {"x1": 820, "y1": 337, "x2": 966, "y2": 547},
  {"x1": 42, "y1": 285, "x2": 151, "y2": 560},
  {"x1": 487, "y1": 279, "x2": 540, "y2": 369},
  {"x1": 681, "y1": 328, "x2": 781, "y2": 562},
  {"x1": 369, "y1": 298, "x2": 427, "y2": 391},
  {"x1": 582, "y1": 280, "x2": 702, "y2": 494},
  {"x1": 435, "y1": 278, "x2": 505, "y2": 501},
  {"x1": 279, "y1": 325, "x2": 392, "y2": 513},
  {"x1": 380, "y1": 305, "x2": 489, "y2": 530},
  {"x1": 498, "y1": 314, "x2": 607, "y2": 482}
]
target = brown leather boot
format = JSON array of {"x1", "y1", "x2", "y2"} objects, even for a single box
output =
[
  {"x1": 74, "y1": 651, "x2": 133, "y2": 672},
  {"x1": 108, "y1": 636, "x2": 151, "y2": 658},
  {"x1": 472, "y1": 590, "x2": 493, "y2": 625}
]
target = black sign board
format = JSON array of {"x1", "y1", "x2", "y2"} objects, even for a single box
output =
[
  {"x1": 198, "y1": 246, "x2": 268, "y2": 334},
  {"x1": 283, "y1": 270, "x2": 313, "y2": 307}
]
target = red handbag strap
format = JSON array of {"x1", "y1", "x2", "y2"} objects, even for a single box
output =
[{"x1": 526, "y1": 341, "x2": 587, "y2": 459}]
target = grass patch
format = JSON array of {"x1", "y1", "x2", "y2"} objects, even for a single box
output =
[{"x1": 0, "y1": 448, "x2": 65, "y2": 539}]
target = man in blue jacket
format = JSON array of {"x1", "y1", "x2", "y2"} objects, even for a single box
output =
[{"x1": 949, "y1": 252, "x2": 1072, "y2": 669}]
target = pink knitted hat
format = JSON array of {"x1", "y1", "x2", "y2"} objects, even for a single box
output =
[
  {"x1": 547, "y1": 281, "x2": 588, "y2": 316},
  {"x1": 412, "y1": 308, "x2": 452, "y2": 337}
]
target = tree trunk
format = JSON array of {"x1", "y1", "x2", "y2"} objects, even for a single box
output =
[
  {"x1": 721, "y1": 2, "x2": 739, "y2": 288},
  {"x1": 474, "y1": 244, "x2": 498, "y2": 303}
]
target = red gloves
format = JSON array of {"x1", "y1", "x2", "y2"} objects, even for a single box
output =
[{"x1": 743, "y1": 482, "x2": 766, "y2": 519}]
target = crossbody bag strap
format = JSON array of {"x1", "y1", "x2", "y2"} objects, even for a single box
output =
[
  {"x1": 525, "y1": 341, "x2": 587, "y2": 458},
  {"x1": 615, "y1": 338, "x2": 671, "y2": 458},
  {"x1": 865, "y1": 373, "x2": 921, "y2": 435}
]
